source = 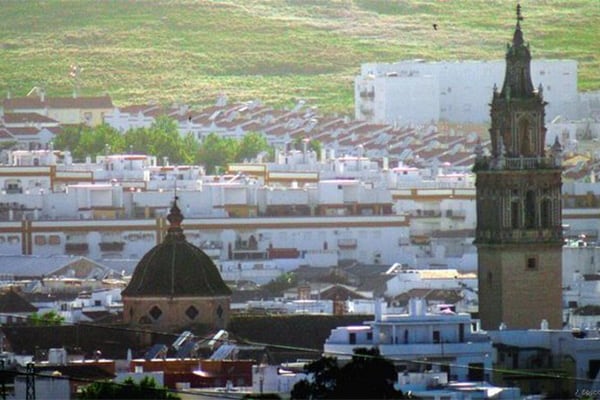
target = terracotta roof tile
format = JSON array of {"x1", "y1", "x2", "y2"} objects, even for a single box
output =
[
  {"x1": 4, "y1": 95, "x2": 113, "y2": 110},
  {"x1": 2, "y1": 112, "x2": 58, "y2": 124}
]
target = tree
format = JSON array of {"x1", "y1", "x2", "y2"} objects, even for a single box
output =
[
  {"x1": 291, "y1": 348, "x2": 409, "y2": 399},
  {"x1": 291, "y1": 356, "x2": 340, "y2": 399},
  {"x1": 123, "y1": 126, "x2": 153, "y2": 156},
  {"x1": 76, "y1": 124, "x2": 125, "y2": 160},
  {"x1": 79, "y1": 376, "x2": 179, "y2": 399},
  {"x1": 334, "y1": 348, "x2": 404, "y2": 399},
  {"x1": 197, "y1": 133, "x2": 238, "y2": 174},
  {"x1": 181, "y1": 132, "x2": 200, "y2": 165},
  {"x1": 236, "y1": 131, "x2": 272, "y2": 162},
  {"x1": 123, "y1": 116, "x2": 200, "y2": 165},
  {"x1": 144, "y1": 116, "x2": 187, "y2": 165},
  {"x1": 28, "y1": 310, "x2": 64, "y2": 326},
  {"x1": 53, "y1": 125, "x2": 82, "y2": 156},
  {"x1": 262, "y1": 272, "x2": 298, "y2": 297}
]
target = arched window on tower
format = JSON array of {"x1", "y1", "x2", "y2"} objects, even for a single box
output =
[
  {"x1": 525, "y1": 191, "x2": 536, "y2": 228},
  {"x1": 541, "y1": 198, "x2": 552, "y2": 228},
  {"x1": 511, "y1": 200, "x2": 520, "y2": 229},
  {"x1": 482, "y1": 197, "x2": 496, "y2": 230},
  {"x1": 518, "y1": 118, "x2": 533, "y2": 156}
]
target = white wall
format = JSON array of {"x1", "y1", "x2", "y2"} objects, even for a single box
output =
[{"x1": 356, "y1": 60, "x2": 579, "y2": 124}]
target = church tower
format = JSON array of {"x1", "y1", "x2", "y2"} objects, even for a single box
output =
[{"x1": 474, "y1": 4, "x2": 563, "y2": 330}]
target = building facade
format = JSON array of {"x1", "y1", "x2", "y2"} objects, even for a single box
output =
[
  {"x1": 323, "y1": 298, "x2": 493, "y2": 382},
  {"x1": 474, "y1": 5, "x2": 563, "y2": 330}
]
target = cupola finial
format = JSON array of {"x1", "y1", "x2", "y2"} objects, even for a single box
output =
[{"x1": 166, "y1": 196, "x2": 185, "y2": 239}]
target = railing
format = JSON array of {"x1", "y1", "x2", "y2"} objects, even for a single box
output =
[
  {"x1": 475, "y1": 227, "x2": 563, "y2": 243},
  {"x1": 474, "y1": 156, "x2": 560, "y2": 171}
]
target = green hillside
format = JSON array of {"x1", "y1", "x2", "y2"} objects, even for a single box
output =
[{"x1": 0, "y1": 0, "x2": 598, "y2": 114}]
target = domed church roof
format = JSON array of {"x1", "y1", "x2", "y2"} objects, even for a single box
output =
[{"x1": 122, "y1": 198, "x2": 231, "y2": 298}]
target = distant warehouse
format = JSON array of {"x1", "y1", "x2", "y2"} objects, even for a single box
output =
[{"x1": 355, "y1": 59, "x2": 579, "y2": 125}]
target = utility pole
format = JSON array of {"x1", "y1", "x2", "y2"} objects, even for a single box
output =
[
  {"x1": 0, "y1": 359, "x2": 6, "y2": 400},
  {"x1": 25, "y1": 362, "x2": 35, "y2": 400}
]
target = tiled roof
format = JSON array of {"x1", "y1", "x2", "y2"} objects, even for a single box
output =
[
  {"x1": 0, "y1": 255, "x2": 111, "y2": 279},
  {"x1": 4, "y1": 95, "x2": 113, "y2": 110},
  {"x1": 392, "y1": 288, "x2": 463, "y2": 306},
  {"x1": 6, "y1": 127, "x2": 41, "y2": 136},
  {"x1": 2, "y1": 112, "x2": 58, "y2": 124},
  {"x1": 0, "y1": 128, "x2": 15, "y2": 139},
  {"x1": 0, "y1": 290, "x2": 38, "y2": 313}
]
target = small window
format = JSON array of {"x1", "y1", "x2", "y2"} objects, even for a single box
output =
[
  {"x1": 149, "y1": 305, "x2": 162, "y2": 320},
  {"x1": 349, "y1": 332, "x2": 356, "y2": 345},
  {"x1": 527, "y1": 257, "x2": 537, "y2": 270},
  {"x1": 186, "y1": 305, "x2": 199, "y2": 320}
]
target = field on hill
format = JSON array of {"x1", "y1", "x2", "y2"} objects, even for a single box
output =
[{"x1": 0, "y1": 0, "x2": 598, "y2": 114}]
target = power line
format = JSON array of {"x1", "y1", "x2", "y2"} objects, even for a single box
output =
[{"x1": 2, "y1": 312, "x2": 596, "y2": 392}]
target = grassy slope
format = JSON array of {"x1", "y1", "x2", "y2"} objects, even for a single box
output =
[{"x1": 0, "y1": 0, "x2": 598, "y2": 114}]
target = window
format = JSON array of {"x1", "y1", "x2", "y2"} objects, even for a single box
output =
[
  {"x1": 186, "y1": 305, "x2": 199, "y2": 320},
  {"x1": 367, "y1": 332, "x2": 373, "y2": 341},
  {"x1": 349, "y1": 332, "x2": 356, "y2": 345},
  {"x1": 468, "y1": 362, "x2": 484, "y2": 381},
  {"x1": 527, "y1": 257, "x2": 538, "y2": 270},
  {"x1": 541, "y1": 199, "x2": 552, "y2": 228},
  {"x1": 149, "y1": 305, "x2": 162, "y2": 320},
  {"x1": 433, "y1": 330, "x2": 440, "y2": 344},
  {"x1": 525, "y1": 191, "x2": 536, "y2": 228},
  {"x1": 511, "y1": 201, "x2": 520, "y2": 229}
]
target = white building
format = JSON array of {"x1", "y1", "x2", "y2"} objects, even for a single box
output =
[
  {"x1": 323, "y1": 298, "x2": 493, "y2": 382},
  {"x1": 14, "y1": 372, "x2": 71, "y2": 400},
  {"x1": 396, "y1": 371, "x2": 520, "y2": 399},
  {"x1": 488, "y1": 327, "x2": 600, "y2": 395},
  {"x1": 356, "y1": 60, "x2": 579, "y2": 124}
]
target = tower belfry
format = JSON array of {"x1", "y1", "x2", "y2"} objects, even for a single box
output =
[{"x1": 474, "y1": 4, "x2": 563, "y2": 330}]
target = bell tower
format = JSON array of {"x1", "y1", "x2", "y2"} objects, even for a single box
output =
[{"x1": 474, "y1": 4, "x2": 563, "y2": 330}]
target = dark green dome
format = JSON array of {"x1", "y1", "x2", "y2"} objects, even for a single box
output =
[{"x1": 122, "y1": 199, "x2": 231, "y2": 298}]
